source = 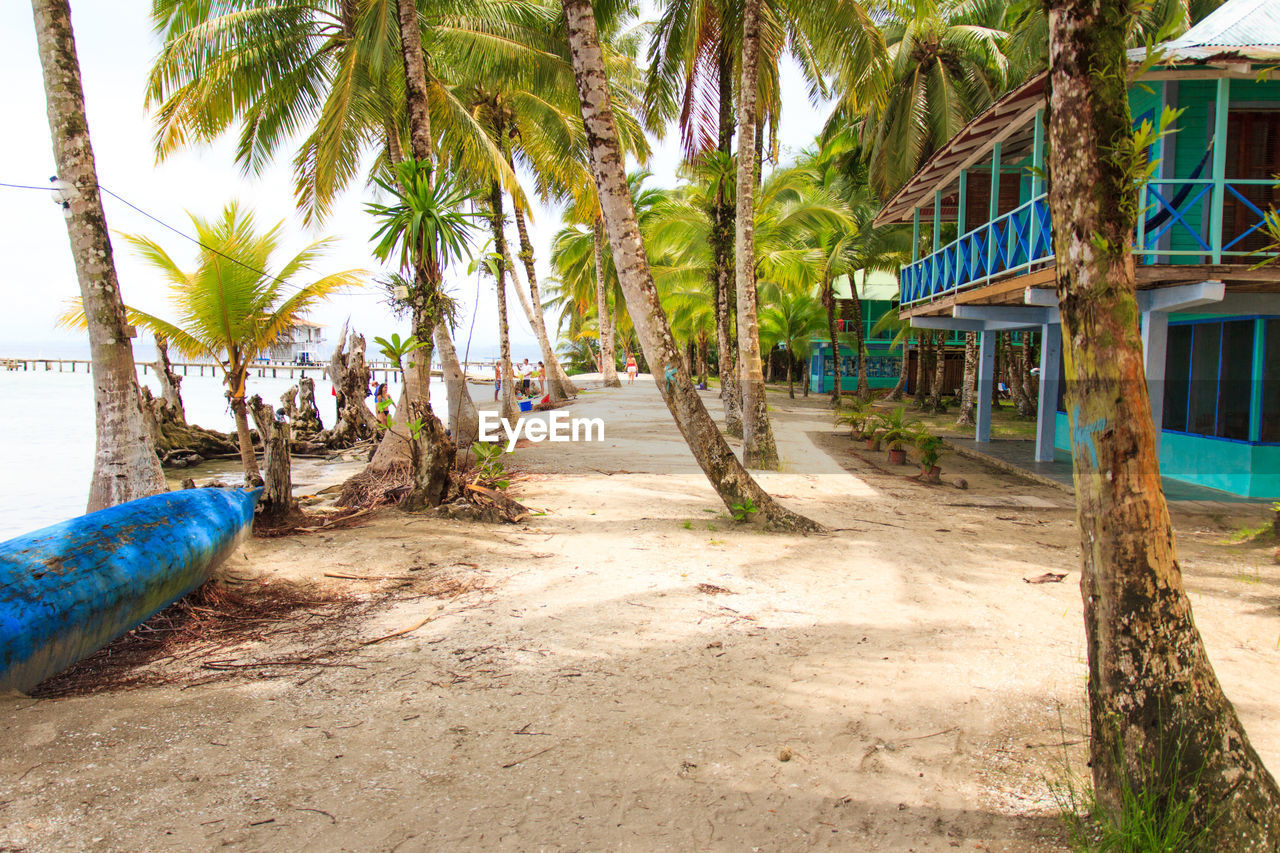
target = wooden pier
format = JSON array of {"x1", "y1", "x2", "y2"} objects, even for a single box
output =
[{"x1": 2, "y1": 357, "x2": 501, "y2": 383}]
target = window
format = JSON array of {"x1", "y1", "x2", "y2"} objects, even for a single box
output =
[
  {"x1": 1263, "y1": 319, "x2": 1280, "y2": 443},
  {"x1": 1188, "y1": 323, "x2": 1221, "y2": 435},
  {"x1": 1163, "y1": 324, "x2": 1192, "y2": 432},
  {"x1": 1163, "y1": 319, "x2": 1257, "y2": 441},
  {"x1": 1217, "y1": 321, "x2": 1255, "y2": 440}
]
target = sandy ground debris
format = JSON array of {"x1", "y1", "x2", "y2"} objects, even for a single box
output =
[{"x1": 2, "y1": 381, "x2": 1277, "y2": 852}]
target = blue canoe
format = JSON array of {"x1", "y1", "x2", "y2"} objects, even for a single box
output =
[{"x1": 0, "y1": 487, "x2": 260, "y2": 694}]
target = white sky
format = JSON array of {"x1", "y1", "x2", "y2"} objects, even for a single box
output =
[{"x1": 0, "y1": 2, "x2": 828, "y2": 360}]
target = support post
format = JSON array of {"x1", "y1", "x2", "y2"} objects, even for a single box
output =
[
  {"x1": 987, "y1": 142, "x2": 1001, "y2": 276},
  {"x1": 975, "y1": 328, "x2": 996, "y2": 443},
  {"x1": 1250, "y1": 317, "x2": 1265, "y2": 442},
  {"x1": 1036, "y1": 323, "x2": 1062, "y2": 462},
  {"x1": 1030, "y1": 111, "x2": 1045, "y2": 262},
  {"x1": 911, "y1": 209, "x2": 920, "y2": 263},
  {"x1": 1140, "y1": 309, "x2": 1169, "y2": 454},
  {"x1": 1209, "y1": 77, "x2": 1230, "y2": 264},
  {"x1": 932, "y1": 190, "x2": 942, "y2": 252}
]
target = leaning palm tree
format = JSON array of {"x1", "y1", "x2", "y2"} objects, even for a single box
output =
[
  {"x1": 559, "y1": 0, "x2": 821, "y2": 531},
  {"x1": 97, "y1": 202, "x2": 355, "y2": 484}
]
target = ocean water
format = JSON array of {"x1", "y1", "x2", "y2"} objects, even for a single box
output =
[{"x1": 0, "y1": 362, "x2": 472, "y2": 540}]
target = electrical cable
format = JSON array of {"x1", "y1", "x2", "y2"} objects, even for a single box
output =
[
  {"x1": 0, "y1": 181, "x2": 59, "y2": 191},
  {"x1": 1, "y1": 178, "x2": 356, "y2": 296}
]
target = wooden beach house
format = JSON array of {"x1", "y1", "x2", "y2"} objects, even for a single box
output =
[{"x1": 873, "y1": 0, "x2": 1280, "y2": 499}]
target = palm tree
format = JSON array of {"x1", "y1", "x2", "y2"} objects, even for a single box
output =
[
  {"x1": 147, "y1": 0, "x2": 537, "y2": 467},
  {"x1": 559, "y1": 0, "x2": 821, "y2": 531},
  {"x1": 119, "y1": 202, "x2": 356, "y2": 483},
  {"x1": 645, "y1": 0, "x2": 881, "y2": 438},
  {"x1": 368, "y1": 158, "x2": 481, "y2": 502},
  {"x1": 147, "y1": 0, "x2": 534, "y2": 223},
  {"x1": 735, "y1": 0, "x2": 780, "y2": 468},
  {"x1": 483, "y1": 189, "x2": 521, "y2": 423},
  {"x1": 33, "y1": 0, "x2": 168, "y2": 511},
  {"x1": 758, "y1": 283, "x2": 824, "y2": 398},
  {"x1": 1044, "y1": 0, "x2": 1280, "y2": 843},
  {"x1": 829, "y1": 0, "x2": 1011, "y2": 198}
]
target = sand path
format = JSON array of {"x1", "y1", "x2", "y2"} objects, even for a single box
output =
[{"x1": 3, "y1": 382, "x2": 1277, "y2": 852}]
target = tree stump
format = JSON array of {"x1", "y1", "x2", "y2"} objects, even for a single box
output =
[
  {"x1": 322, "y1": 323, "x2": 377, "y2": 448},
  {"x1": 153, "y1": 335, "x2": 186, "y2": 423},
  {"x1": 249, "y1": 394, "x2": 300, "y2": 527}
]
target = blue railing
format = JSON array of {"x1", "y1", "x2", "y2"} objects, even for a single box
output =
[{"x1": 901, "y1": 181, "x2": 1278, "y2": 306}]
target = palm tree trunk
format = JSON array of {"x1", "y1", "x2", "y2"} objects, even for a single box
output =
[
  {"x1": 394, "y1": 0, "x2": 456, "y2": 502},
  {"x1": 593, "y1": 219, "x2": 622, "y2": 387},
  {"x1": 509, "y1": 201, "x2": 576, "y2": 399},
  {"x1": 824, "y1": 275, "x2": 841, "y2": 405},
  {"x1": 490, "y1": 185, "x2": 520, "y2": 424},
  {"x1": 913, "y1": 335, "x2": 929, "y2": 407},
  {"x1": 33, "y1": 0, "x2": 166, "y2": 511},
  {"x1": 956, "y1": 332, "x2": 978, "y2": 426},
  {"x1": 1046, "y1": 2, "x2": 1280, "y2": 843},
  {"x1": 560, "y1": 0, "x2": 820, "y2": 532},
  {"x1": 1015, "y1": 332, "x2": 1036, "y2": 417},
  {"x1": 886, "y1": 338, "x2": 908, "y2": 402},
  {"x1": 733, "y1": 0, "x2": 779, "y2": 470},
  {"x1": 396, "y1": 0, "x2": 432, "y2": 164},
  {"x1": 433, "y1": 324, "x2": 478, "y2": 448},
  {"x1": 713, "y1": 36, "x2": 743, "y2": 436},
  {"x1": 853, "y1": 271, "x2": 870, "y2": 399},
  {"x1": 227, "y1": 367, "x2": 261, "y2": 483},
  {"x1": 786, "y1": 350, "x2": 794, "y2": 399},
  {"x1": 929, "y1": 333, "x2": 946, "y2": 411}
]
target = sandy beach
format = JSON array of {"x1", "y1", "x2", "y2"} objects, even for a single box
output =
[{"x1": 3, "y1": 381, "x2": 1277, "y2": 852}]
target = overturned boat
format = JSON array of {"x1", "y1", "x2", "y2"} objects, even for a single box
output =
[{"x1": 0, "y1": 487, "x2": 260, "y2": 694}]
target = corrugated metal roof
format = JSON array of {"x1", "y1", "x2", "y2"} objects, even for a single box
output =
[{"x1": 1132, "y1": 0, "x2": 1280, "y2": 62}]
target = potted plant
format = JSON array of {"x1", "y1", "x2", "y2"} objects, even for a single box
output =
[
  {"x1": 875, "y1": 407, "x2": 917, "y2": 465},
  {"x1": 914, "y1": 427, "x2": 946, "y2": 483},
  {"x1": 835, "y1": 400, "x2": 875, "y2": 446}
]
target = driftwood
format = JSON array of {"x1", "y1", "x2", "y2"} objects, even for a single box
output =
[
  {"x1": 140, "y1": 386, "x2": 237, "y2": 462},
  {"x1": 153, "y1": 335, "x2": 186, "y2": 423},
  {"x1": 319, "y1": 323, "x2": 377, "y2": 448},
  {"x1": 281, "y1": 377, "x2": 325, "y2": 439},
  {"x1": 249, "y1": 394, "x2": 300, "y2": 527}
]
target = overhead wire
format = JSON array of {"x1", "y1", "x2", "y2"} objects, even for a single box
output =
[{"x1": 0, "y1": 178, "x2": 370, "y2": 296}]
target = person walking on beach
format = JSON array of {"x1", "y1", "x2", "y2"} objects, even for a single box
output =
[
  {"x1": 494, "y1": 363, "x2": 501, "y2": 402},
  {"x1": 536, "y1": 361, "x2": 546, "y2": 396},
  {"x1": 625, "y1": 352, "x2": 638, "y2": 384}
]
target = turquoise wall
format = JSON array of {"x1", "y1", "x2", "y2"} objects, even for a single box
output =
[
  {"x1": 1054, "y1": 411, "x2": 1279, "y2": 499},
  {"x1": 810, "y1": 340, "x2": 902, "y2": 392}
]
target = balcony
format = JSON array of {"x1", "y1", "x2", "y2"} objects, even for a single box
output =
[{"x1": 900, "y1": 179, "x2": 1280, "y2": 309}]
